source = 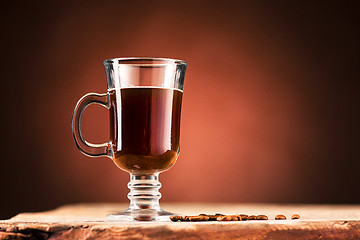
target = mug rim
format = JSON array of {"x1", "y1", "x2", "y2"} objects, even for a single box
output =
[{"x1": 103, "y1": 57, "x2": 187, "y2": 66}]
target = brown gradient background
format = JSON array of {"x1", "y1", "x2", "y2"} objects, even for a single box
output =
[{"x1": 1, "y1": 1, "x2": 359, "y2": 219}]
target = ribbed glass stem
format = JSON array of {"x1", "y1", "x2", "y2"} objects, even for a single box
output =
[
  {"x1": 107, "y1": 173, "x2": 175, "y2": 221},
  {"x1": 127, "y1": 174, "x2": 162, "y2": 211}
]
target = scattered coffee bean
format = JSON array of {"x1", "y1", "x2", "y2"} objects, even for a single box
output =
[
  {"x1": 275, "y1": 214, "x2": 286, "y2": 220},
  {"x1": 239, "y1": 214, "x2": 248, "y2": 220},
  {"x1": 215, "y1": 215, "x2": 222, "y2": 221},
  {"x1": 227, "y1": 215, "x2": 240, "y2": 221},
  {"x1": 217, "y1": 215, "x2": 233, "y2": 221},
  {"x1": 207, "y1": 215, "x2": 217, "y2": 221},
  {"x1": 234, "y1": 215, "x2": 242, "y2": 221},
  {"x1": 230, "y1": 215, "x2": 239, "y2": 221},
  {"x1": 179, "y1": 216, "x2": 189, "y2": 222},
  {"x1": 256, "y1": 215, "x2": 268, "y2": 220},
  {"x1": 189, "y1": 215, "x2": 210, "y2": 221},
  {"x1": 248, "y1": 215, "x2": 257, "y2": 220},
  {"x1": 170, "y1": 215, "x2": 181, "y2": 222},
  {"x1": 170, "y1": 213, "x2": 297, "y2": 222}
]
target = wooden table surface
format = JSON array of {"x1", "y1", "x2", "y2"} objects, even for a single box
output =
[{"x1": 1, "y1": 203, "x2": 360, "y2": 239}]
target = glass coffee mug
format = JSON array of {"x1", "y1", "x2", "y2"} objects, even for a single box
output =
[{"x1": 72, "y1": 57, "x2": 187, "y2": 221}]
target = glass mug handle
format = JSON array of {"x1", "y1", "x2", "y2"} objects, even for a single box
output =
[{"x1": 71, "y1": 92, "x2": 113, "y2": 158}]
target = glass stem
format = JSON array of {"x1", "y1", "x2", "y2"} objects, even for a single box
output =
[{"x1": 127, "y1": 173, "x2": 162, "y2": 211}]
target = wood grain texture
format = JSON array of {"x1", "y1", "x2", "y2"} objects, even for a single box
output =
[{"x1": 1, "y1": 203, "x2": 360, "y2": 239}]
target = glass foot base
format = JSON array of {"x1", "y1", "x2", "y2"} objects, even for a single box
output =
[{"x1": 107, "y1": 208, "x2": 177, "y2": 221}]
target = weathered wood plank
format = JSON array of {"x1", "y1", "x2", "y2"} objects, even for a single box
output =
[{"x1": 1, "y1": 203, "x2": 360, "y2": 239}]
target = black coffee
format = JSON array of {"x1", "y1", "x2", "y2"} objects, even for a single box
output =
[{"x1": 109, "y1": 87, "x2": 183, "y2": 174}]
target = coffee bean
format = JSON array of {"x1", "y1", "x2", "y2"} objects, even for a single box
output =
[
  {"x1": 199, "y1": 213, "x2": 207, "y2": 216},
  {"x1": 217, "y1": 215, "x2": 232, "y2": 221},
  {"x1": 179, "y1": 216, "x2": 189, "y2": 222},
  {"x1": 275, "y1": 214, "x2": 286, "y2": 220},
  {"x1": 248, "y1": 215, "x2": 257, "y2": 220},
  {"x1": 208, "y1": 215, "x2": 218, "y2": 221},
  {"x1": 170, "y1": 215, "x2": 181, "y2": 222},
  {"x1": 189, "y1": 215, "x2": 210, "y2": 221},
  {"x1": 227, "y1": 215, "x2": 240, "y2": 221},
  {"x1": 202, "y1": 216, "x2": 210, "y2": 221},
  {"x1": 256, "y1": 215, "x2": 268, "y2": 220},
  {"x1": 291, "y1": 214, "x2": 300, "y2": 220},
  {"x1": 215, "y1": 213, "x2": 224, "y2": 216},
  {"x1": 234, "y1": 214, "x2": 242, "y2": 221},
  {"x1": 239, "y1": 214, "x2": 248, "y2": 221}
]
